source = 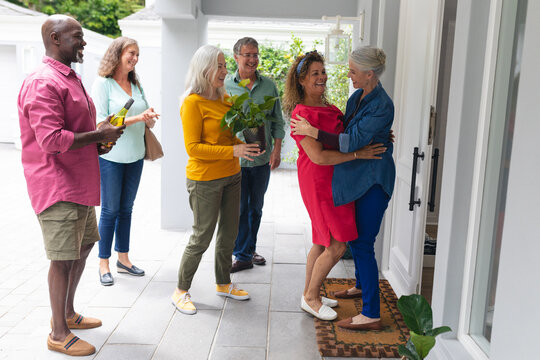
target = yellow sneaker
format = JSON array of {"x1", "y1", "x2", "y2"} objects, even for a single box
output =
[
  {"x1": 171, "y1": 290, "x2": 197, "y2": 315},
  {"x1": 216, "y1": 283, "x2": 250, "y2": 300}
]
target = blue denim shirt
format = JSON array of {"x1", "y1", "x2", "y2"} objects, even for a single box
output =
[{"x1": 332, "y1": 83, "x2": 396, "y2": 206}]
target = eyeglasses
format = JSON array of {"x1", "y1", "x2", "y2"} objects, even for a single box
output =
[{"x1": 238, "y1": 53, "x2": 259, "y2": 59}]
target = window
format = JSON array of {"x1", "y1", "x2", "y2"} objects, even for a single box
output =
[{"x1": 469, "y1": 0, "x2": 528, "y2": 355}]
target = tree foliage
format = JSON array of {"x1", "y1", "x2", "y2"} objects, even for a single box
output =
[
  {"x1": 7, "y1": 0, "x2": 144, "y2": 38},
  {"x1": 222, "y1": 34, "x2": 347, "y2": 113}
]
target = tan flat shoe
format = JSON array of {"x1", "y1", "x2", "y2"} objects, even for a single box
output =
[
  {"x1": 333, "y1": 288, "x2": 363, "y2": 299},
  {"x1": 47, "y1": 333, "x2": 96, "y2": 356},
  {"x1": 336, "y1": 317, "x2": 383, "y2": 331},
  {"x1": 51, "y1": 313, "x2": 102, "y2": 330}
]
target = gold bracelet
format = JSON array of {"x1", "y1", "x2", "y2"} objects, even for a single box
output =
[{"x1": 354, "y1": 151, "x2": 357, "y2": 159}]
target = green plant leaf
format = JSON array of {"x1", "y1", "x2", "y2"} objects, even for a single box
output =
[
  {"x1": 410, "y1": 331, "x2": 436, "y2": 359},
  {"x1": 398, "y1": 294, "x2": 433, "y2": 334},
  {"x1": 234, "y1": 92, "x2": 250, "y2": 107},
  {"x1": 398, "y1": 341, "x2": 421, "y2": 360},
  {"x1": 426, "y1": 326, "x2": 452, "y2": 337},
  {"x1": 258, "y1": 96, "x2": 278, "y2": 111},
  {"x1": 238, "y1": 78, "x2": 250, "y2": 88}
]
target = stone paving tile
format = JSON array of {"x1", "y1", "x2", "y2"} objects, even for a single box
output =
[
  {"x1": 273, "y1": 233, "x2": 308, "y2": 264},
  {"x1": 94, "y1": 344, "x2": 156, "y2": 360},
  {"x1": 210, "y1": 346, "x2": 266, "y2": 360},
  {"x1": 268, "y1": 311, "x2": 321, "y2": 360},
  {"x1": 270, "y1": 264, "x2": 305, "y2": 312},
  {"x1": 152, "y1": 310, "x2": 221, "y2": 360},
  {"x1": 255, "y1": 222, "x2": 276, "y2": 248},
  {"x1": 214, "y1": 284, "x2": 270, "y2": 348},
  {"x1": 108, "y1": 281, "x2": 175, "y2": 345}
]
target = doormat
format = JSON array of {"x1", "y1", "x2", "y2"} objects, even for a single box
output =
[{"x1": 314, "y1": 278, "x2": 409, "y2": 358}]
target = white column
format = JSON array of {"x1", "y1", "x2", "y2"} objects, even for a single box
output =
[{"x1": 158, "y1": 1, "x2": 207, "y2": 229}]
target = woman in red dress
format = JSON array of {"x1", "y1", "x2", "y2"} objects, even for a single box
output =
[{"x1": 282, "y1": 51, "x2": 385, "y2": 320}]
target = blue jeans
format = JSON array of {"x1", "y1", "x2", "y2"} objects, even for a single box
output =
[
  {"x1": 98, "y1": 158, "x2": 143, "y2": 259},
  {"x1": 233, "y1": 164, "x2": 271, "y2": 262},
  {"x1": 349, "y1": 185, "x2": 390, "y2": 318}
]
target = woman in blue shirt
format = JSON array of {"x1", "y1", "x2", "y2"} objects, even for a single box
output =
[
  {"x1": 92, "y1": 37, "x2": 159, "y2": 286},
  {"x1": 291, "y1": 46, "x2": 395, "y2": 330}
]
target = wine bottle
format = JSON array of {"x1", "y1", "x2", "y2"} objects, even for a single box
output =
[
  {"x1": 104, "y1": 98, "x2": 134, "y2": 147},
  {"x1": 110, "y1": 98, "x2": 134, "y2": 126}
]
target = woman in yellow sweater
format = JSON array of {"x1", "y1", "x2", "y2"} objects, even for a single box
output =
[{"x1": 172, "y1": 45, "x2": 262, "y2": 315}]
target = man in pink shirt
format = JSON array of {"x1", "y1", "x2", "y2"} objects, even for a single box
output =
[{"x1": 18, "y1": 15, "x2": 124, "y2": 356}]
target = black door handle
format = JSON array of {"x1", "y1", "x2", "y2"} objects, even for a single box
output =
[
  {"x1": 428, "y1": 148, "x2": 440, "y2": 212},
  {"x1": 409, "y1": 147, "x2": 424, "y2": 211}
]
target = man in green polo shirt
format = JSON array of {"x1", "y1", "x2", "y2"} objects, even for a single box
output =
[{"x1": 225, "y1": 37, "x2": 285, "y2": 273}]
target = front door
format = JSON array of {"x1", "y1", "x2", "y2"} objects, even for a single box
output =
[{"x1": 382, "y1": 0, "x2": 444, "y2": 296}]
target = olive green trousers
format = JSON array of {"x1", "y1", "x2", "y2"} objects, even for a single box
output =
[{"x1": 177, "y1": 172, "x2": 241, "y2": 290}]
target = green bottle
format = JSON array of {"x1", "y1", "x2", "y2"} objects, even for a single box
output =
[
  {"x1": 104, "y1": 98, "x2": 134, "y2": 147},
  {"x1": 110, "y1": 98, "x2": 134, "y2": 126}
]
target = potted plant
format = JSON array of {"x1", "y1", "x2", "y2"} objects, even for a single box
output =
[
  {"x1": 221, "y1": 79, "x2": 278, "y2": 151},
  {"x1": 397, "y1": 294, "x2": 452, "y2": 360}
]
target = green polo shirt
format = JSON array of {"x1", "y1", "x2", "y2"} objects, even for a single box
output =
[{"x1": 225, "y1": 70, "x2": 285, "y2": 167}]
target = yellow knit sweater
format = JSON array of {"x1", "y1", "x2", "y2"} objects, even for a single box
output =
[{"x1": 181, "y1": 94, "x2": 242, "y2": 181}]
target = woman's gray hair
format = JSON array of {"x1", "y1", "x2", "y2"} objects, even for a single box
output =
[
  {"x1": 349, "y1": 46, "x2": 386, "y2": 78},
  {"x1": 181, "y1": 45, "x2": 225, "y2": 102}
]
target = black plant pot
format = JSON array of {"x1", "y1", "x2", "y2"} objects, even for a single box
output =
[{"x1": 242, "y1": 125, "x2": 266, "y2": 152}]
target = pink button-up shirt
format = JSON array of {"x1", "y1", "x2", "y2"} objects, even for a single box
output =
[{"x1": 18, "y1": 56, "x2": 100, "y2": 214}]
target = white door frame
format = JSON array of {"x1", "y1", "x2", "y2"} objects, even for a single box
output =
[{"x1": 381, "y1": 0, "x2": 445, "y2": 297}]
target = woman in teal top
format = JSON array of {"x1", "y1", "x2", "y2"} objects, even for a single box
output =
[{"x1": 91, "y1": 37, "x2": 159, "y2": 286}]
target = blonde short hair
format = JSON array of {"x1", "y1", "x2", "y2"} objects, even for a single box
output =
[{"x1": 349, "y1": 46, "x2": 386, "y2": 78}]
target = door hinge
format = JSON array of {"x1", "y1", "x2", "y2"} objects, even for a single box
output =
[{"x1": 428, "y1": 105, "x2": 437, "y2": 145}]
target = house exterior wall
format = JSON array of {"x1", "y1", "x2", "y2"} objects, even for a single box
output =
[{"x1": 0, "y1": 14, "x2": 111, "y2": 146}]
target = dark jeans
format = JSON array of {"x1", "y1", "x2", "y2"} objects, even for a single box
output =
[
  {"x1": 233, "y1": 164, "x2": 271, "y2": 262},
  {"x1": 98, "y1": 158, "x2": 143, "y2": 259},
  {"x1": 349, "y1": 185, "x2": 390, "y2": 318}
]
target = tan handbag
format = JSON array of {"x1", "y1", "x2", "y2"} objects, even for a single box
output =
[{"x1": 144, "y1": 126, "x2": 164, "y2": 161}]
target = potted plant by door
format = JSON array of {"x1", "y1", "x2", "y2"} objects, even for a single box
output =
[
  {"x1": 397, "y1": 294, "x2": 452, "y2": 360},
  {"x1": 221, "y1": 79, "x2": 278, "y2": 151}
]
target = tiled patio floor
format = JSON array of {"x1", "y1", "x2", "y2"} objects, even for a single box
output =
[{"x1": 0, "y1": 143, "x2": 398, "y2": 360}]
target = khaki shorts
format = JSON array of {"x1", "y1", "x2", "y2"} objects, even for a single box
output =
[{"x1": 37, "y1": 202, "x2": 100, "y2": 261}]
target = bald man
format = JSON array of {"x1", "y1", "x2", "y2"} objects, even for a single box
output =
[{"x1": 18, "y1": 15, "x2": 124, "y2": 356}]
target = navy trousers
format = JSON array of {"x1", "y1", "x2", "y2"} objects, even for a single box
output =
[
  {"x1": 349, "y1": 185, "x2": 390, "y2": 318},
  {"x1": 233, "y1": 164, "x2": 271, "y2": 262}
]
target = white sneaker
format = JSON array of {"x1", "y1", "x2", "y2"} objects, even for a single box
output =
[
  {"x1": 301, "y1": 296, "x2": 337, "y2": 321},
  {"x1": 322, "y1": 296, "x2": 338, "y2": 308}
]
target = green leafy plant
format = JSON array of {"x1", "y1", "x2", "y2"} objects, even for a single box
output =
[
  {"x1": 8, "y1": 0, "x2": 144, "y2": 38},
  {"x1": 221, "y1": 79, "x2": 278, "y2": 134},
  {"x1": 397, "y1": 294, "x2": 452, "y2": 360}
]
